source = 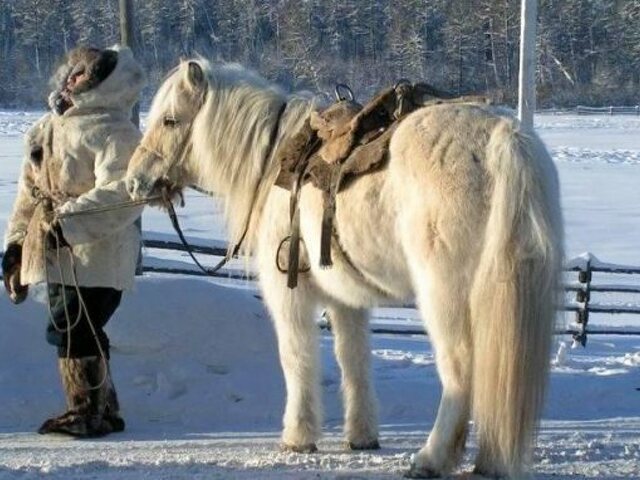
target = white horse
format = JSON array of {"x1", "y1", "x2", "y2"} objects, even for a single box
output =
[{"x1": 126, "y1": 60, "x2": 564, "y2": 478}]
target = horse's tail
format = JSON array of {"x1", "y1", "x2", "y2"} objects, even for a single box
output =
[{"x1": 470, "y1": 119, "x2": 563, "y2": 476}]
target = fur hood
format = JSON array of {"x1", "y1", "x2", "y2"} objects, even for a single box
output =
[
  {"x1": 71, "y1": 45, "x2": 145, "y2": 112},
  {"x1": 49, "y1": 45, "x2": 145, "y2": 114}
]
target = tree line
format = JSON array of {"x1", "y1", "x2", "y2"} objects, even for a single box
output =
[{"x1": 0, "y1": 0, "x2": 638, "y2": 109}]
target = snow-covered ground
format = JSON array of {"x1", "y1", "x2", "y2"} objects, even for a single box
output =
[{"x1": 0, "y1": 112, "x2": 639, "y2": 479}]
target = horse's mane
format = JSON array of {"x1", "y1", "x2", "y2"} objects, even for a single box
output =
[{"x1": 150, "y1": 60, "x2": 314, "y2": 256}]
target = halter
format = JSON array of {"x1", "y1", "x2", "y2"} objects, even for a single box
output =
[
  {"x1": 168, "y1": 100, "x2": 288, "y2": 277},
  {"x1": 137, "y1": 87, "x2": 207, "y2": 184},
  {"x1": 134, "y1": 86, "x2": 288, "y2": 277}
]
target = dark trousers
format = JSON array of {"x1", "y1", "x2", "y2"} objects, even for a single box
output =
[{"x1": 46, "y1": 285, "x2": 122, "y2": 359}]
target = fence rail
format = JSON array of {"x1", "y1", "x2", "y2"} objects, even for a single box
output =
[
  {"x1": 576, "y1": 105, "x2": 640, "y2": 115},
  {"x1": 141, "y1": 239, "x2": 640, "y2": 343},
  {"x1": 2, "y1": 240, "x2": 639, "y2": 342}
]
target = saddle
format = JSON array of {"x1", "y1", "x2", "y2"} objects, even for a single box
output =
[{"x1": 275, "y1": 82, "x2": 490, "y2": 288}]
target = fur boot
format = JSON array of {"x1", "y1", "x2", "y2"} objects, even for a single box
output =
[
  {"x1": 38, "y1": 357, "x2": 125, "y2": 437},
  {"x1": 104, "y1": 371, "x2": 125, "y2": 433}
]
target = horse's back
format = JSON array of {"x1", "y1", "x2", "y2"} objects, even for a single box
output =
[{"x1": 389, "y1": 102, "x2": 505, "y2": 177}]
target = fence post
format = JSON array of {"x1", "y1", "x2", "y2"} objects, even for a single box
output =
[
  {"x1": 636, "y1": 105, "x2": 639, "y2": 116},
  {"x1": 573, "y1": 259, "x2": 592, "y2": 347},
  {"x1": 119, "y1": 0, "x2": 144, "y2": 276}
]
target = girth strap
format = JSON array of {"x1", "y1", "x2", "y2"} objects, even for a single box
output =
[{"x1": 286, "y1": 135, "x2": 320, "y2": 288}]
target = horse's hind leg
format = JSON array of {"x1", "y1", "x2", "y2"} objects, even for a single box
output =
[
  {"x1": 407, "y1": 267, "x2": 473, "y2": 478},
  {"x1": 327, "y1": 304, "x2": 379, "y2": 450}
]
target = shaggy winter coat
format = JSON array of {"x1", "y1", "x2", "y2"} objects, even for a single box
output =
[{"x1": 4, "y1": 46, "x2": 145, "y2": 290}]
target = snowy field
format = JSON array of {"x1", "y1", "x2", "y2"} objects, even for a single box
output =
[{"x1": 0, "y1": 112, "x2": 639, "y2": 479}]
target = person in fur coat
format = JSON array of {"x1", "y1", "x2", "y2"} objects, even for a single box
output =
[{"x1": 1, "y1": 45, "x2": 145, "y2": 437}]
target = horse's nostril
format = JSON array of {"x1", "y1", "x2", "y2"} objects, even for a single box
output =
[{"x1": 127, "y1": 177, "x2": 141, "y2": 198}]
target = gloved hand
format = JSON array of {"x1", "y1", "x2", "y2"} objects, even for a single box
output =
[
  {"x1": 2, "y1": 243, "x2": 28, "y2": 304},
  {"x1": 46, "y1": 221, "x2": 70, "y2": 250}
]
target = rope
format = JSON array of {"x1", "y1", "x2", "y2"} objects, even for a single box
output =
[
  {"x1": 40, "y1": 186, "x2": 235, "y2": 379},
  {"x1": 55, "y1": 196, "x2": 162, "y2": 219},
  {"x1": 69, "y1": 250, "x2": 110, "y2": 390},
  {"x1": 38, "y1": 191, "x2": 166, "y2": 391},
  {"x1": 43, "y1": 227, "x2": 109, "y2": 390}
]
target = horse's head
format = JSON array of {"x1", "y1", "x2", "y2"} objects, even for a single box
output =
[{"x1": 126, "y1": 61, "x2": 207, "y2": 201}]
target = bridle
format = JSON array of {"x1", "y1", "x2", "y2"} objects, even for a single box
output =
[
  {"x1": 136, "y1": 87, "x2": 207, "y2": 188},
  {"x1": 134, "y1": 87, "x2": 288, "y2": 277}
]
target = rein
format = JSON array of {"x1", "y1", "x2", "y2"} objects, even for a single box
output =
[
  {"x1": 55, "y1": 196, "x2": 162, "y2": 219},
  {"x1": 162, "y1": 100, "x2": 288, "y2": 278}
]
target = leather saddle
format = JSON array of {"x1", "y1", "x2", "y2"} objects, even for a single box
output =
[{"x1": 274, "y1": 81, "x2": 490, "y2": 287}]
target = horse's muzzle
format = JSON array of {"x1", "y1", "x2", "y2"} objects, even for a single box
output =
[{"x1": 126, "y1": 175, "x2": 154, "y2": 201}]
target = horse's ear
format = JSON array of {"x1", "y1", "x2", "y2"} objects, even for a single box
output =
[{"x1": 187, "y1": 61, "x2": 205, "y2": 90}]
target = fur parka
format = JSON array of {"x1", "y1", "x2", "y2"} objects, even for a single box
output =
[{"x1": 4, "y1": 46, "x2": 146, "y2": 290}]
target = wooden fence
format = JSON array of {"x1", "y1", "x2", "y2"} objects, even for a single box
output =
[
  {"x1": 576, "y1": 105, "x2": 640, "y2": 115},
  {"x1": 2, "y1": 239, "x2": 639, "y2": 343},
  {"x1": 140, "y1": 238, "x2": 640, "y2": 343}
]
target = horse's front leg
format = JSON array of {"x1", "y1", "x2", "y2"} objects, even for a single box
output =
[
  {"x1": 327, "y1": 304, "x2": 379, "y2": 450},
  {"x1": 259, "y1": 258, "x2": 322, "y2": 452}
]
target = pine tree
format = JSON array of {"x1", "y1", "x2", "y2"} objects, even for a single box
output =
[{"x1": 0, "y1": 0, "x2": 638, "y2": 108}]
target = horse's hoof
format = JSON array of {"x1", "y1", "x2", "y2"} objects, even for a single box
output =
[
  {"x1": 471, "y1": 466, "x2": 503, "y2": 479},
  {"x1": 346, "y1": 439, "x2": 381, "y2": 450},
  {"x1": 458, "y1": 473, "x2": 490, "y2": 480},
  {"x1": 280, "y1": 442, "x2": 318, "y2": 454},
  {"x1": 404, "y1": 463, "x2": 442, "y2": 479}
]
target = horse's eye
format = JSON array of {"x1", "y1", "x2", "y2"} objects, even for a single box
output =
[{"x1": 163, "y1": 116, "x2": 179, "y2": 127}]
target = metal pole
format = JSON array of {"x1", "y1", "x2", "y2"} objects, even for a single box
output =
[
  {"x1": 119, "y1": 0, "x2": 139, "y2": 127},
  {"x1": 119, "y1": 0, "x2": 144, "y2": 275},
  {"x1": 517, "y1": 0, "x2": 538, "y2": 130},
  {"x1": 119, "y1": 0, "x2": 135, "y2": 48}
]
